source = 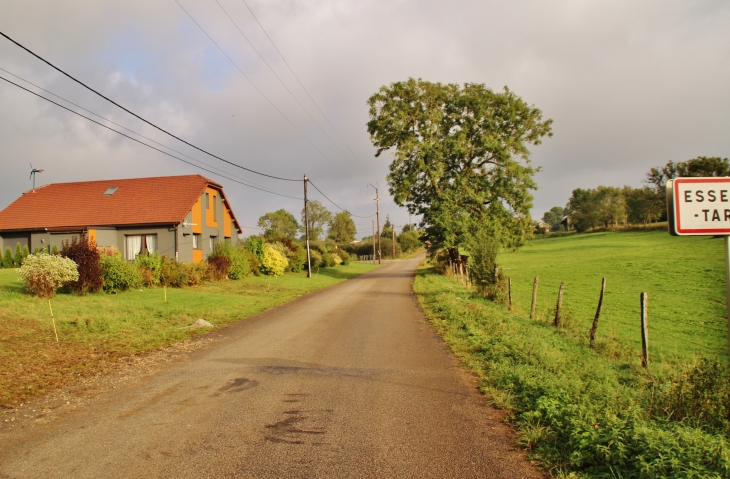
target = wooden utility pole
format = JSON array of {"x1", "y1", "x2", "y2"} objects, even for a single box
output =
[
  {"x1": 589, "y1": 278, "x2": 606, "y2": 349},
  {"x1": 372, "y1": 220, "x2": 376, "y2": 264},
  {"x1": 554, "y1": 282, "x2": 565, "y2": 327},
  {"x1": 530, "y1": 277, "x2": 539, "y2": 319},
  {"x1": 641, "y1": 292, "x2": 649, "y2": 367},
  {"x1": 375, "y1": 188, "x2": 381, "y2": 264},
  {"x1": 392, "y1": 225, "x2": 396, "y2": 259},
  {"x1": 304, "y1": 175, "x2": 312, "y2": 278}
]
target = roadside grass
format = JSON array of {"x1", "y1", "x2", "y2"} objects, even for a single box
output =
[
  {"x1": 413, "y1": 264, "x2": 730, "y2": 478},
  {"x1": 497, "y1": 230, "x2": 727, "y2": 362},
  {"x1": 0, "y1": 263, "x2": 379, "y2": 408}
]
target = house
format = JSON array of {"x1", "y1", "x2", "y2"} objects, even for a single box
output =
[{"x1": 0, "y1": 175, "x2": 241, "y2": 263}]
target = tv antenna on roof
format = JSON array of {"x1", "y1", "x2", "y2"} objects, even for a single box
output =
[{"x1": 30, "y1": 163, "x2": 44, "y2": 192}]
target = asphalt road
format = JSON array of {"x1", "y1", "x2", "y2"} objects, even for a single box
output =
[{"x1": 0, "y1": 258, "x2": 540, "y2": 478}]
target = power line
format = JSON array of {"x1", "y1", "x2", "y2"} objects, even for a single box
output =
[
  {"x1": 0, "y1": 75, "x2": 303, "y2": 200},
  {"x1": 214, "y1": 0, "x2": 355, "y2": 166},
  {"x1": 239, "y1": 0, "x2": 365, "y2": 164},
  {"x1": 173, "y1": 1, "x2": 342, "y2": 170},
  {"x1": 0, "y1": 29, "x2": 301, "y2": 183},
  {"x1": 308, "y1": 179, "x2": 376, "y2": 218},
  {"x1": 0, "y1": 66, "x2": 280, "y2": 193}
]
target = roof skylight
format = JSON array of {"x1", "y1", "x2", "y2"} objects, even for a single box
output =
[{"x1": 102, "y1": 186, "x2": 119, "y2": 196}]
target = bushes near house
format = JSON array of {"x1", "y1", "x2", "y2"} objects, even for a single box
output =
[
  {"x1": 208, "y1": 241, "x2": 250, "y2": 280},
  {"x1": 60, "y1": 237, "x2": 103, "y2": 294},
  {"x1": 18, "y1": 252, "x2": 79, "y2": 297},
  {"x1": 261, "y1": 243, "x2": 287, "y2": 276},
  {"x1": 100, "y1": 253, "x2": 142, "y2": 293},
  {"x1": 14, "y1": 243, "x2": 22, "y2": 267},
  {"x1": 136, "y1": 252, "x2": 162, "y2": 287}
]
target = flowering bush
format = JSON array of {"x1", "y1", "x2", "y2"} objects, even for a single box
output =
[
  {"x1": 261, "y1": 244, "x2": 287, "y2": 276},
  {"x1": 18, "y1": 252, "x2": 79, "y2": 297}
]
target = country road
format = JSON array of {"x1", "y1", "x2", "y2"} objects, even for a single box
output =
[{"x1": 0, "y1": 257, "x2": 540, "y2": 478}]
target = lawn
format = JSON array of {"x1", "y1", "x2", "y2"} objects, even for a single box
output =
[
  {"x1": 497, "y1": 230, "x2": 727, "y2": 362},
  {"x1": 0, "y1": 263, "x2": 379, "y2": 407}
]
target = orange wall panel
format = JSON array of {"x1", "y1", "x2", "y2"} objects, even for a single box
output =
[
  {"x1": 224, "y1": 205, "x2": 232, "y2": 237},
  {"x1": 193, "y1": 249, "x2": 203, "y2": 263},
  {"x1": 192, "y1": 196, "x2": 202, "y2": 233},
  {"x1": 88, "y1": 228, "x2": 97, "y2": 245},
  {"x1": 205, "y1": 187, "x2": 218, "y2": 228}
]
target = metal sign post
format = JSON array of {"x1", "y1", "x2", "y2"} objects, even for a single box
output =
[{"x1": 667, "y1": 177, "x2": 730, "y2": 351}]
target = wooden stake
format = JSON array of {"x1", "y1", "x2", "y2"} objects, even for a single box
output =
[
  {"x1": 508, "y1": 277, "x2": 512, "y2": 311},
  {"x1": 554, "y1": 282, "x2": 565, "y2": 328},
  {"x1": 589, "y1": 278, "x2": 606, "y2": 349},
  {"x1": 641, "y1": 292, "x2": 649, "y2": 367},
  {"x1": 164, "y1": 285, "x2": 167, "y2": 303},
  {"x1": 530, "y1": 276, "x2": 539, "y2": 319},
  {"x1": 48, "y1": 300, "x2": 59, "y2": 347}
]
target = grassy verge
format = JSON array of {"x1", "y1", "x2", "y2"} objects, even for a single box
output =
[
  {"x1": 0, "y1": 263, "x2": 379, "y2": 408},
  {"x1": 498, "y1": 230, "x2": 727, "y2": 362},
  {"x1": 414, "y1": 263, "x2": 730, "y2": 478}
]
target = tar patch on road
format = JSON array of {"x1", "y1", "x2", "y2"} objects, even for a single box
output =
[
  {"x1": 264, "y1": 394, "x2": 331, "y2": 445},
  {"x1": 213, "y1": 377, "x2": 259, "y2": 397}
]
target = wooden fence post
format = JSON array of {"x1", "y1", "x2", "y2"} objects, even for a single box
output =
[
  {"x1": 589, "y1": 277, "x2": 606, "y2": 349},
  {"x1": 641, "y1": 292, "x2": 649, "y2": 367},
  {"x1": 508, "y1": 277, "x2": 512, "y2": 311},
  {"x1": 530, "y1": 277, "x2": 539, "y2": 319},
  {"x1": 494, "y1": 267, "x2": 499, "y2": 283},
  {"x1": 554, "y1": 282, "x2": 565, "y2": 328}
]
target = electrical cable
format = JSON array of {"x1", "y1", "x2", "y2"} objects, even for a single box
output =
[
  {"x1": 240, "y1": 0, "x2": 365, "y2": 164},
  {"x1": 0, "y1": 66, "x2": 281, "y2": 192},
  {"x1": 0, "y1": 30, "x2": 301, "y2": 182},
  {"x1": 0, "y1": 75, "x2": 303, "y2": 200},
  {"x1": 214, "y1": 0, "x2": 355, "y2": 165},
  {"x1": 308, "y1": 179, "x2": 376, "y2": 218},
  {"x1": 173, "y1": 1, "x2": 342, "y2": 170}
]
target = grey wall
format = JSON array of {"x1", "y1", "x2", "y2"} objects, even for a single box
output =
[
  {"x1": 95, "y1": 228, "x2": 117, "y2": 248},
  {"x1": 117, "y1": 227, "x2": 175, "y2": 259}
]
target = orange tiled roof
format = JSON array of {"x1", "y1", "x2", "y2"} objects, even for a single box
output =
[{"x1": 0, "y1": 175, "x2": 241, "y2": 232}]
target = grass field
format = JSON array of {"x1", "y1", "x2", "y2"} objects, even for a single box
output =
[
  {"x1": 0, "y1": 263, "x2": 379, "y2": 407},
  {"x1": 497, "y1": 230, "x2": 727, "y2": 362}
]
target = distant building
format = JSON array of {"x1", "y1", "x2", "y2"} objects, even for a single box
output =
[{"x1": 0, "y1": 175, "x2": 241, "y2": 263}]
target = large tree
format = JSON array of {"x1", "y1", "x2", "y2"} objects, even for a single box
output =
[
  {"x1": 541, "y1": 206, "x2": 565, "y2": 232},
  {"x1": 300, "y1": 200, "x2": 332, "y2": 242},
  {"x1": 328, "y1": 211, "x2": 357, "y2": 243},
  {"x1": 367, "y1": 78, "x2": 552, "y2": 255},
  {"x1": 646, "y1": 156, "x2": 730, "y2": 193},
  {"x1": 257, "y1": 209, "x2": 299, "y2": 239}
]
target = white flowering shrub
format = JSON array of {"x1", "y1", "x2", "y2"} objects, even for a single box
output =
[
  {"x1": 261, "y1": 244, "x2": 287, "y2": 276},
  {"x1": 18, "y1": 252, "x2": 79, "y2": 297}
]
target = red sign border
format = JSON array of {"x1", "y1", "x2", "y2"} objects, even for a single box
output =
[{"x1": 673, "y1": 177, "x2": 730, "y2": 235}]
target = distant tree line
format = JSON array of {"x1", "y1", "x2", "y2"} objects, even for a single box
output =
[{"x1": 542, "y1": 156, "x2": 729, "y2": 233}]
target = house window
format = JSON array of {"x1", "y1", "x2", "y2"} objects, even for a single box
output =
[
  {"x1": 193, "y1": 234, "x2": 201, "y2": 250},
  {"x1": 125, "y1": 234, "x2": 157, "y2": 260},
  {"x1": 209, "y1": 236, "x2": 218, "y2": 251}
]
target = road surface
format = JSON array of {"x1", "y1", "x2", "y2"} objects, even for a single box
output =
[{"x1": 0, "y1": 257, "x2": 540, "y2": 478}]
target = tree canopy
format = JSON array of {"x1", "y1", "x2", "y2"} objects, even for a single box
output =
[
  {"x1": 328, "y1": 211, "x2": 357, "y2": 243},
  {"x1": 367, "y1": 78, "x2": 552, "y2": 253},
  {"x1": 541, "y1": 206, "x2": 565, "y2": 232},
  {"x1": 300, "y1": 200, "x2": 332, "y2": 242},
  {"x1": 257, "y1": 209, "x2": 299, "y2": 239},
  {"x1": 646, "y1": 156, "x2": 730, "y2": 192}
]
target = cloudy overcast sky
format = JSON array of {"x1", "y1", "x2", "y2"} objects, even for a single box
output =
[{"x1": 1, "y1": 0, "x2": 728, "y2": 238}]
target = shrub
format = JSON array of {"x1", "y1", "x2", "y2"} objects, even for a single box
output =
[
  {"x1": 208, "y1": 255, "x2": 231, "y2": 281},
  {"x1": 183, "y1": 262, "x2": 210, "y2": 286},
  {"x1": 21, "y1": 245, "x2": 30, "y2": 260},
  {"x1": 244, "y1": 236, "x2": 266, "y2": 266},
  {"x1": 243, "y1": 250, "x2": 260, "y2": 276},
  {"x1": 261, "y1": 243, "x2": 287, "y2": 276},
  {"x1": 18, "y1": 252, "x2": 79, "y2": 297},
  {"x1": 60, "y1": 236, "x2": 103, "y2": 294},
  {"x1": 14, "y1": 243, "x2": 22, "y2": 267},
  {"x1": 51, "y1": 245, "x2": 58, "y2": 255},
  {"x1": 160, "y1": 256, "x2": 185, "y2": 287},
  {"x1": 33, "y1": 247, "x2": 40, "y2": 255},
  {"x1": 136, "y1": 252, "x2": 162, "y2": 287},
  {"x1": 2, "y1": 247, "x2": 12, "y2": 268},
  {"x1": 398, "y1": 230, "x2": 422, "y2": 252},
  {"x1": 100, "y1": 253, "x2": 142, "y2": 293},
  {"x1": 308, "y1": 250, "x2": 322, "y2": 269},
  {"x1": 273, "y1": 237, "x2": 305, "y2": 272},
  {"x1": 464, "y1": 234, "x2": 500, "y2": 296},
  {"x1": 208, "y1": 242, "x2": 250, "y2": 279},
  {"x1": 335, "y1": 248, "x2": 350, "y2": 265}
]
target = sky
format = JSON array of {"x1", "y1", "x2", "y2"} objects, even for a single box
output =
[{"x1": 0, "y1": 0, "x2": 728, "y2": 239}]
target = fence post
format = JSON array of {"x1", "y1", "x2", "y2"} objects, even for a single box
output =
[
  {"x1": 589, "y1": 277, "x2": 606, "y2": 349},
  {"x1": 641, "y1": 292, "x2": 649, "y2": 367},
  {"x1": 494, "y1": 267, "x2": 499, "y2": 283},
  {"x1": 508, "y1": 277, "x2": 512, "y2": 311},
  {"x1": 554, "y1": 282, "x2": 565, "y2": 328},
  {"x1": 530, "y1": 276, "x2": 539, "y2": 319}
]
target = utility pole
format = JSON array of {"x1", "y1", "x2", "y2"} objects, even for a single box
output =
[
  {"x1": 372, "y1": 220, "x2": 376, "y2": 263},
  {"x1": 392, "y1": 225, "x2": 396, "y2": 259},
  {"x1": 304, "y1": 175, "x2": 312, "y2": 278},
  {"x1": 375, "y1": 188, "x2": 381, "y2": 264}
]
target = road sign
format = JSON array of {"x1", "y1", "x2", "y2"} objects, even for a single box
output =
[
  {"x1": 666, "y1": 177, "x2": 730, "y2": 236},
  {"x1": 666, "y1": 177, "x2": 730, "y2": 355}
]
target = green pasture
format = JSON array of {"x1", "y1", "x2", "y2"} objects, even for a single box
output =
[{"x1": 498, "y1": 230, "x2": 727, "y2": 362}]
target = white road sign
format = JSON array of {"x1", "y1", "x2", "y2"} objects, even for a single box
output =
[{"x1": 667, "y1": 177, "x2": 730, "y2": 235}]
